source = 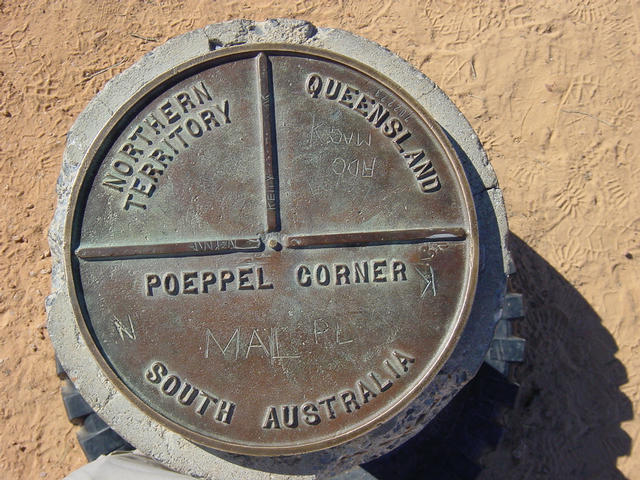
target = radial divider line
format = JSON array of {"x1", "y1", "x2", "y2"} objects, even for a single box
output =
[
  {"x1": 256, "y1": 52, "x2": 280, "y2": 232},
  {"x1": 285, "y1": 228, "x2": 467, "y2": 249},
  {"x1": 75, "y1": 238, "x2": 263, "y2": 260}
]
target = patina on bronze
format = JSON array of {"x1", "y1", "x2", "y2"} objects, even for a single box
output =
[{"x1": 64, "y1": 45, "x2": 478, "y2": 456}]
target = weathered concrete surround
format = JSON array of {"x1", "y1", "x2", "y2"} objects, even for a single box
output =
[{"x1": 48, "y1": 19, "x2": 510, "y2": 479}]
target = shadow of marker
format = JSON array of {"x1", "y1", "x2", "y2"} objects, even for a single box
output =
[{"x1": 478, "y1": 233, "x2": 632, "y2": 480}]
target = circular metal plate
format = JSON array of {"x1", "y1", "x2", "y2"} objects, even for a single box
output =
[{"x1": 65, "y1": 45, "x2": 478, "y2": 456}]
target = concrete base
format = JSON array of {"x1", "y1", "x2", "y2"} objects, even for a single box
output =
[{"x1": 48, "y1": 19, "x2": 510, "y2": 479}]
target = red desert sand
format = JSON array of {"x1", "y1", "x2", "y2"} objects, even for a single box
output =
[{"x1": 0, "y1": 1, "x2": 638, "y2": 479}]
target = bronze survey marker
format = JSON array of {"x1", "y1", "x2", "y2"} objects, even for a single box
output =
[{"x1": 65, "y1": 46, "x2": 479, "y2": 456}]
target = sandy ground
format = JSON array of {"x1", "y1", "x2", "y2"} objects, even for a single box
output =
[{"x1": 0, "y1": 1, "x2": 638, "y2": 479}]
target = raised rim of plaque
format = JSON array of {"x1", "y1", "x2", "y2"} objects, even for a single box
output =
[{"x1": 62, "y1": 44, "x2": 479, "y2": 456}]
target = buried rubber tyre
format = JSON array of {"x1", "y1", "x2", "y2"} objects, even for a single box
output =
[
  {"x1": 56, "y1": 356, "x2": 133, "y2": 462},
  {"x1": 48, "y1": 19, "x2": 519, "y2": 479}
]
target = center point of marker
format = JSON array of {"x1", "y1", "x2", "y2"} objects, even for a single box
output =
[{"x1": 267, "y1": 237, "x2": 280, "y2": 250}]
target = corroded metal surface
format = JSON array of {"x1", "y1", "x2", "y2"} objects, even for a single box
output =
[{"x1": 64, "y1": 45, "x2": 478, "y2": 456}]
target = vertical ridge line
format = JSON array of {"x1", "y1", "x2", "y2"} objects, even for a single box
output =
[{"x1": 256, "y1": 52, "x2": 279, "y2": 232}]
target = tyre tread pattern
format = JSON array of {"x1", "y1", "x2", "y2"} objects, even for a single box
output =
[{"x1": 57, "y1": 360, "x2": 134, "y2": 461}]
